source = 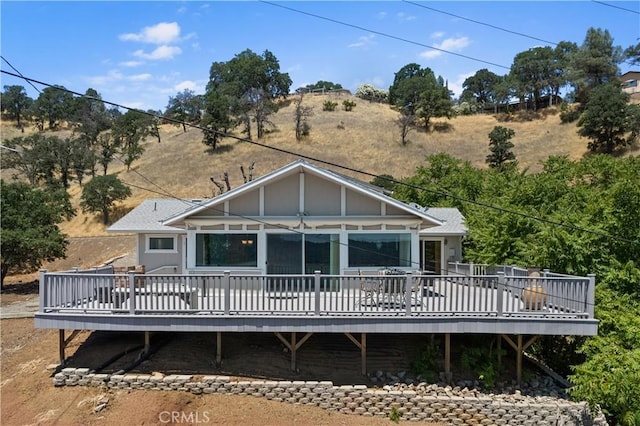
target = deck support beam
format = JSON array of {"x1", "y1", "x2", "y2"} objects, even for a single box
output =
[
  {"x1": 216, "y1": 332, "x2": 222, "y2": 366},
  {"x1": 344, "y1": 333, "x2": 367, "y2": 376},
  {"x1": 275, "y1": 332, "x2": 313, "y2": 371},
  {"x1": 143, "y1": 331, "x2": 150, "y2": 355},
  {"x1": 58, "y1": 329, "x2": 81, "y2": 365},
  {"x1": 444, "y1": 333, "x2": 452, "y2": 384},
  {"x1": 501, "y1": 334, "x2": 539, "y2": 386}
]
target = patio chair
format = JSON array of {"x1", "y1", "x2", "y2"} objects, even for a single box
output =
[{"x1": 355, "y1": 270, "x2": 383, "y2": 307}]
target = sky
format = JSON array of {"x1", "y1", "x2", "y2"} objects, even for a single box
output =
[{"x1": 1, "y1": 1, "x2": 638, "y2": 112}]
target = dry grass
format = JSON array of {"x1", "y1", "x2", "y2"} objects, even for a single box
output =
[{"x1": 0, "y1": 95, "x2": 596, "y2": 237}]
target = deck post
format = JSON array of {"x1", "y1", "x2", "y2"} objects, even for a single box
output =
[
  {"x1": 405, "y1": 272, "x2": 412, "y2": 316},
  {"x1": 314, "y1": 271, "x2": 321, "y2": 315},
  {"x1": 275, "y1": 332, "x2": 313, "y2": 372},
  {"x1": 444, "y1": 333, "x2": 452, "y2": 384},
  {"x1": 517, "y1": 335, "x2": 523, "y2": 386},
  {"x1": 143, "y1": 331, "x2": 150, "y2": 355},
  {"x1": 587, "y1": 274, "x2": 596, "y2": 318},
  {"x1": 128, "y1": 271, "x2": 136, "y2": 314},
  {"x1": 344, "y1": 333, "x2": 367, "y2": 376},
  {"x1": 39, "y1": 269, "x2": 47, "y2": 312},
  {"x1": 59, "y1": 330, "x2": 65, "y2": 365},
  {"x1": 223, "y1": 271, "x2": 231, "y2": 315},
  {"x1": 496, "y1": 272, "x2": 505, "y2": 316},
  {"x1": 216, "y1": 332, "x2": 222, "y2": 366},
  {"x1": 497, "y1": 335, "x2": 502, "y2": 368},
  {"x1": 59, "y1": 329, "x2": 82, "y2": 366},
  {"x1": 291, "y1": 332, "x2": 297, "y2": 371}
]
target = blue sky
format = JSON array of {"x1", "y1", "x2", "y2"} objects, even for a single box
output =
[{"x1": 2, "y1": 1, "x2": 638, "y2": 111}]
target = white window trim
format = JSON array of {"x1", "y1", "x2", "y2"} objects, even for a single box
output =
[{"x1": 145, "y1": 234, "x2": 178, "y2": 254}]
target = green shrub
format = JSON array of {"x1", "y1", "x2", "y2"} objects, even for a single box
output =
[
  {"x1": 322, "y1": 101, "x2": 338, "y2": 111},
  {"x1": 559, "y1": 102, "x2": 581, "y2": 123},
  {"x1": 342, "y1": 99, "x2": 356, "y2": 111},
  {"x1": 389, "y1": 406, "x2": 400, "y2": 423}
]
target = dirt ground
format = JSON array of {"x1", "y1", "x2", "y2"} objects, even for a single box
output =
[
  {"x1": 1, "y1": 316, "x2": 447, "y2": 426},
  {"x1": 1, "y1": 237, "x2": 445, "y2": 425}
]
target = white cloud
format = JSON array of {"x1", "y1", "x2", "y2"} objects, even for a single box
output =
[
  {"x1": 119, "y1": 60, "x2": 144, "y2": 67},
  {"x1": 174, "y1": 80, "x2": 198, "y2": 92},
  {"x1": 119, "y1": 22, "x2": 181, "y2": 44},
  {"x1": 420, "y1": 36, "x2": 470, "y2": 60},
  {"x1": 133, "y1": 46, "x2": 182, "y2": 60},
  {"x1": 431, "y1": 31, "x2": 445, "y2": 39},
  {"x1": 85, "y1": 70, "x2": 124, "y2": 86},
  {"x1": 177, "y1": 6, "x2": 187, "y2": 14},
  {"x1": 128, "y1": 73, "x2": 152, "y2": 82},
  {"x1": 377, "y1": 11, "x2": 387, "y2": 20},
  {"x1": 348, "y1": 34, "x2": 375, "y2": 49},
  {"x1": 396, "y1": 12, "x2": 416, "y2": 22}
]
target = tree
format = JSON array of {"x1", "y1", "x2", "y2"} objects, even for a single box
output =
[
  {"x1": 388, "y1": 63, "x2": 453, "y2": 130},
  {"x1": 0, "y1": 180, "x2": 74, "y2": 288},
  {"x1": 165, "y1": 89, "x2": 203, "y2": 132},
  {"x1": 111, "y1": 109, "x2": 151, "y2": 170},
  {"x1": 395, "y1": 106, "x2": 415, "y2": 146},
  {"x1": 624, "y1": 42, "x2": 640, "y2": 65},
  {"x1": 486, "y1": 126, "x2": 517, "y2": 171},
  {"x1": 80, "y1": 174, "x2": 131, "y2": 225},
  {"x1": 577, "y1": 82, "x2": 632, "y2": 153},
  {"x1": 460, "y1": 69, "x2": 502, "y2": 106},
  {"x1": 201, "y1": 90, "x2": 233, "y2": 151},
  {"x1": 509, "y1": 47, "x2": 557, "y2": 109},
  {"x1": 206, "y1": 49, "x2": 292, "y2": 139},
  {"x1": 29, "y1": 85, "x2": 75, "y2": 130},
  {"x1": 569, "y1": 28, "x2": 624, "y2": 104},
  {"x1": 293, "y1": 93, "x2": 313, "y2": 141},
  {"x1": 1, "y1": 85, "x2": 33, "y2": 129},
  {"x1": 1, "y1": 134, "x2": 74, "y2": 187}
]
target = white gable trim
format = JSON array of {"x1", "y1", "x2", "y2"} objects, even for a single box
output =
[{"x1": 162, "y1": 160, "x2": 444, "y2": 227}]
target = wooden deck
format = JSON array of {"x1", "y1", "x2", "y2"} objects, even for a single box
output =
[{"x1": 35, "y1": 269, "x2": 597, "y2": 336}]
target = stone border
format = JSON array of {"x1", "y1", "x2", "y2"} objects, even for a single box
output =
[{"x1": 54, "y1": 369, "x2": 607, "y2": 425}]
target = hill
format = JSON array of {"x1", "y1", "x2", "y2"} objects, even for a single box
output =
[{"x1": 1, "y1": 94, "x2": 592, "y2": 237}]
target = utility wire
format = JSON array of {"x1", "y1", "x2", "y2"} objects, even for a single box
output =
[
  {"x1": 591, "y1": 0, "x2": 640, "y2": 15},
  {"x1": 401, "y1": 1, "x2": 558, "y2": 46},
  {"x1": 2, "y1": 68, "x2": 638, "y2": 248},
  {"x1": 258, "y1": 0, "x2": 510, "y2": 71},
  {"x1": 1, "y1": 55, "x2": 42, "y2": 95}
]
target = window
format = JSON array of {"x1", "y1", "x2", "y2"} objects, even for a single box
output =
[
  {"x1": 196, "y1": 233, "x2": 257, "y2": 267},
  {"x1": 146, "y1": 235, "x2": 177, "y2": 253},
  {"x1": 348, "y1": 233, "x2": 411, "y2": 268}
]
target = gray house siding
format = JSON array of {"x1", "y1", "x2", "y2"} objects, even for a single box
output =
[{"x1": 137, "y1": 233, "x2": 183, "y2": 274}]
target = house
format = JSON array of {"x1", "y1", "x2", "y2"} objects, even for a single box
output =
[
  {"x1": 35, "y1": 160, "x2": 597, "y2": 383},
  {"x1": 107, "y1": 160, "x2": 467, "y2": 276},
  {"x1": 621, "y1": 71, "x2": 640, "y2": 97}
]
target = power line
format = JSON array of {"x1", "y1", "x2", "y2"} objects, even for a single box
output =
[
  {"x1": 1, "y1": 55, "x2": 42, "y2": 95},
  {"x1": 2, "y1": 68, "x2": 638, "y2": 247},
  {"x1": 258, "y1": 0, "x2": 510, "y2": 71},
  {"x1": 591, "y1": 0, "x2": 640, "y2": 15},
  {"x1": 401, "y1": 1, "x2": 558, "y2": 46}
]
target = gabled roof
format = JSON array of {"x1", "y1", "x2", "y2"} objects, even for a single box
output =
[
  {"x1": 162, "y1": 159, "x2": 444, "y2": 227},
  {"x1": 108, "y1": 199, "x2": 191, "y2": 233},
  {"x1": 418, "y1": 206, "x2": 468, "y2": 236}
]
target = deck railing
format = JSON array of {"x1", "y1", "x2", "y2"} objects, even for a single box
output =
[{"x1": 38, "y1": 269, "x2": 595, "y2": 319}]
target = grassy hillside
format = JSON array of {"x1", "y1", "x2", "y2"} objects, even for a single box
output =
[{"x1": 1, "y1": 94, "x2": 595, "y2": 237}]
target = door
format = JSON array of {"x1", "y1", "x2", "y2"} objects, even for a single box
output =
[
  {"x1": 420, "y1": 240, "x2": 442, "y2": 274},
  {"x1": 266, "y1": 233, "x2": 340, "y2": 290}
]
